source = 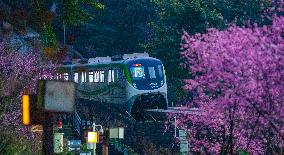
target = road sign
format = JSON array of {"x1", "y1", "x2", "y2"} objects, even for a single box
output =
[
  {"x1": 68, "y1": 140, "x2": 81, "y2": 151},
  {"x1": 37, "y1": 80, "x2": 75, "y2": 112},
  {"x1": 54, "y1": 133, "x2": 64, "y2": 153},
  {"x1": 178, "y1": 129, "x2": 189, "y2": 154},
  {"x1": 109, "y1": 127, "x2": 124, "y2": 139}
]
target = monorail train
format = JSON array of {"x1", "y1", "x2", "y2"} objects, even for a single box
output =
[{"x1": 56, "y1": 53, "x2": 168, "y2": 119}]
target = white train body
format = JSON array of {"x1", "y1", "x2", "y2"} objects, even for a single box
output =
[{"x1": 57, "y1": 53, "x2": 168, "y2": 118}]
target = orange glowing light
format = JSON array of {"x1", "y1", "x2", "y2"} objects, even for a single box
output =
[
  {"x1": 133, "y1": 64, "x2": 141, "y2": 67},
  {"x1": 22, "y1": 95, "x2": 30, "y2": 125}
]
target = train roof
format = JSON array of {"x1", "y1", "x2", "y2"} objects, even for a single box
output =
[{"x1": 59, "y1": 53, "x2": 162, "y2": 69}]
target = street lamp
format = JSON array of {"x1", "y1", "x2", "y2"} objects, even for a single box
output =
[
  {"x1": 88, "y1": 122, "x2": 103, "y2": 155},
  {"x1": 88, "y1": 131, "x2": 99, "y2": 143}
]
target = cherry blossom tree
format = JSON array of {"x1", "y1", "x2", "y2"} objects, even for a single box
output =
[
  {"x1": 0, "y1": 42, "x2": 55, "y2": 152},
  {"x1": 0, "y1": 43, "x2": 55, "y2": 115},
  {"x1": 174, "y1": 15, "x2": 284, "y2": 154}
]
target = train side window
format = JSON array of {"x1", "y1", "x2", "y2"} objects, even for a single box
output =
[
  {"x1": 116, "y1": 70, "x2": 119, "y2": 80},
  {"x1": 81, "y1": 72, "x2": 87, "y2": 83},
  {"x1": 74, "y1": 73, "x2": 79, "y2": 83},
  {"x1": 89, "y1": 71, "x2": 94, "y2": 82},
  {"x1": 56, "y1": 73, "x2": 61, "y2": 80},
  {"x1": 100, "y1": 71, "x2": 105, "y2": 82},
  {"x1": 112, "y1": 70, "x2": 115, "y2": 82},
  {"x1": 113, "y1": 69, "x2": 118, "y2": 81},
  {"x1": 94, "y1": 71, "x2": 100, "y2": 82},
  {"x1": 57, "y1": 73, "x2": 66, "y2": 80},
  {"x1": 63, "y1": 73, "x2": 69, "y2": 81},
  {"x1": 108, "y1": 69, "x2": 115, "y2": 83},
  {"x1": 148, "y1": 67, "x2": 156, "y2": 79},
  {"x1": 119, "y1": 69, "x2": 126, "y2": 80},
  {"x1": 93, "y1": 70, "x2": 105, "y2": 82},
  {"x1": 158, "y1": 65, "x2": 163, "y2": 78}
]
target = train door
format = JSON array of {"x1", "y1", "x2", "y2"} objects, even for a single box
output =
[{"x1": 107, "y1": 67, "x2": 126, "y2": 104}]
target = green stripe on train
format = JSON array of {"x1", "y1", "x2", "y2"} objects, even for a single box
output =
[
  {"x1": 78, "y1": 83, "x2": 122, "y2": 96},
  {"x1": 121, "y1": 64, "x2": 132, "y2": 85}
]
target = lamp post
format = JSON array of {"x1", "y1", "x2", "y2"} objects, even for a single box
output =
[
  {"x1": 109, "y1": 127, "x2": 124, "y2": 154},
  {"x1": 87, "y1": 130, "x2": 99, "y2": 155},
  {"x1": 88, "y1": 121, "x2": 103, "y2": 155},
  {"x1": 174, "y1": 116, "x2": 177, "y2": 138},
  {"x1": 92, "y1": 122, "x2": 97, "y2": 155}
]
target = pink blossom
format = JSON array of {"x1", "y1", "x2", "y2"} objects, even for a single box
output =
[
  {"x1": 0, "y1": 42, "x2": 55, "y2": 143},
  {"x1": 173, "y1": 15, "x2": 284, "y2": 154}
]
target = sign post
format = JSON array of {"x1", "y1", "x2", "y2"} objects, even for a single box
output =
[
  {"x1": 22, "y1": 80, "x2": 76, "y2": 155},
  {"x1": 109, "y1": 127, "x2": 124, "y2": 139},
  {"x1": 109, "y1": 127, "x2": 124, "y2": 155}
]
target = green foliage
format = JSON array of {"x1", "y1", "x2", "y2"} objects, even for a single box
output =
[
  {"x1": 143, "y1": 0, "x2": 223, "y2": 102},
  {"x1": 73, "y1": 0, "x2": 155, "y2": 57},
  {"x1": 81, "y1": 0, "x2": 104, "y2": 10},
  {"x1": 237, "y1": 150, "x2": 250, "y2": 155},
  {"x1": 207, "y1": 0, "x2": 272, "y2": 26},
  {"x1": 143, "y1": 0, "x2": 272, "y2": 102},
  {"x1": 0, "y1": 131, "x2": 41, "y2": 155},
  {"x1": 30, "y1": 0, "x2": 103, "y2": 55},
  {"x1": 145, "y1": 0, "x2": 224, "y2": 76},
  {"x1": 62, "y1": 0, "x2": 104, "y2": 27},
  {"x1": 41, "y1": 24, "x2": 57, "y2": 47},
  {"x1": 30, "y1": 0, "x2": 53, "y2": 30}
]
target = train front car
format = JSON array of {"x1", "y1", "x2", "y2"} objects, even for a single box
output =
[{"x1": 124, "y1": 58, "x2": 168, "y2": 119}]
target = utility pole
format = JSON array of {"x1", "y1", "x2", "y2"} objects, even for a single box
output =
[
  {"x1": 63, "y1": 25, "x2": 66, "y2": 45},
  {"x1": 92, "y1": 117, "x2": 97, "y2": 155},
  {"x1": 174, "y1": 116, "x2": 177, "y2": 138}
]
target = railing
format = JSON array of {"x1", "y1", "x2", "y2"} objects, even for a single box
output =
[
  {"x1": 71, "y1": 111, "x2": 96, "y2": 141},
  {"x1": 72, "y1": 111, "x2": 83, "y2": 140}
]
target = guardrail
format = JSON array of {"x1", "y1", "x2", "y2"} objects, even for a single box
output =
[{"x1": 72, "y1": 111, "x2": 83, "y2": 140}]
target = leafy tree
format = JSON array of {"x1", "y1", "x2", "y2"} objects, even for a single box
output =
[
  {"x1": 172, "y1": 15, "x2": 284, "y2": 154},
  {"x1": 144, "y1": 0, "x2": 276, "y2": 102},
  {"x1": 58, "y1": 0, "x2": 103, "y2": 46},
  {"x1": 61, "y1": 0, "x2": 104, "y2": 27},
  {"x1": 144, "y1": 0, "x2": 226, "y2": 74},
  {"x1": 29, "y1": 0, "x2": 103, "y2": 60},
  {"x1": 42, "y1": 24, "x2": 57, "y2": 47},
  {"x1": 71, "y1": 0, "x2": 155, "y2": 57},
  {"x1": 205, "y1": 0, "x2": 273, "y2": 26},
  {"x1": 30, "y1": 0, "x2": 103, "y2": 27},
  {"x1": 143, "y1": 0, "x2": 225, "y2": 102}
]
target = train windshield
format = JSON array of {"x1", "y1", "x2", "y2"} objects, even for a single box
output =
[
  {"x1": 127, "y1": 59, "x2": 165, "y2": 90},
  {"x1": 130, "y1": 65, "x2": 145, "y2": 80}
]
